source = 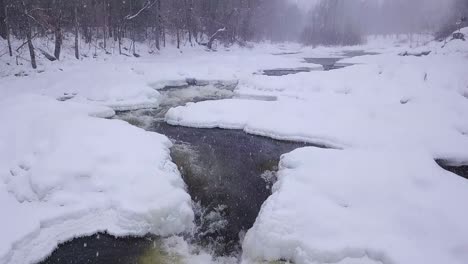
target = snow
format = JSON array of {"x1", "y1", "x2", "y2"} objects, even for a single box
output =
[
  {"x1": 161, "y1": 236, "x2": 237, "y2": 264},
  {"x1": 163, "y1": 30, "x2": 468, "y2": 264},
  {"x1": 1, "y1": 62, "x2": 161, "y2": 111},
  {"x1": 0, "y1": 94, "x2": 193, "y2": 264},
  {"x1": 1, "y1": 28, "x2": 468, "y2": 264},
  {"x1": 166, "y1": 54, "x2": 468, "y2": 160},
  {"x1": 242, "y1": 148, "x2": 468, "y2": 264}
]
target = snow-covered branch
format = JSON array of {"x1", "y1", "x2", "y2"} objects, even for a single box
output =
[
  {"x1": 207, "y1": 27, "x2": 226, "y2": 50},
  {"x1": 124, "y1": 0, "x2": 157, "y2": 21}
]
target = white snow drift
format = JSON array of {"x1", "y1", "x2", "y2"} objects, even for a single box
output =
[
  {"x1": 166, "y1": 54, "x2": 468, "y2": 160},
  {"x1": 242, "y1": 148, "x2": 468, "y2": 264},
  {"x1": 0, "y1": 94, "x2": 193, "y2": 264}
]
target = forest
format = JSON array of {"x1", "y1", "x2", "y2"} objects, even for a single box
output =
[{"x1": 1, "y1": 0, "x2": 467, "y2": 69}]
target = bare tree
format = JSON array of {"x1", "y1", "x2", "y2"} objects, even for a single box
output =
[
  {"x1": 21, "y1": 0, "x2": 37, "y2": 69},
  {"x1": 53, "y1": 0, "x2": 63, "y2": 59},
  {"x1": 0, "y1": 0, "x2": 6, "y2": 39},
  {"x1": 4, "y1": 1, "x2": 12, "y2": 56},
  {"x1": 74, "y1": 1, "x2": 79, "y2": 60}
]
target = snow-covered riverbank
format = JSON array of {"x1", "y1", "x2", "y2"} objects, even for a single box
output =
[
  {"x1": 166, "y1": 33, "x2": 468, "y2": 264},
  {"x1": 0, "y1": 94, "x2": 194, "y2": 263}
]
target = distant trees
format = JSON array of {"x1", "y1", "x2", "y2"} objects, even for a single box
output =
[
  {"x1": 4, "y1": 0, "x2": 298, "y2": 68},
  {"x1": 301, "y1": 0, "x2": 362, "y2": 46},
  {"x1": 3, "y1": 0, "x2": 270, "y2": 46},
  {"x1": 300, "y1": 0, "x2": 466, "y2": 46},
  {"x1": 250, "y1": 0, "x2": 304, "y2": 42},
  {"x1": 436, "y1": 0, "x2": 468, "y2": 40},
  {"x1": 3, "y1": 0, "x2": 465, "y2": 69}
]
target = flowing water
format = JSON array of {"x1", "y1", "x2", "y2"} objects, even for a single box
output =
[
  {"x1": 115, "y1": 82, "x2": 320, "y2": 256},
  {"x1": 39, "y1": 51, "x2": 382, "y2": 263},
  {"x1": 39, "y1": 79, "x2": 319, "y2": 264},
  {"x1": 38, "y1": 51, "x2": 466, "y2": 264}
]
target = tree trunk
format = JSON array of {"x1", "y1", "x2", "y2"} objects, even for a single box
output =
[
  {"x1": 74, "y1": 4, "x2": 80, "y2": 60},
  {"x1": 5, "y1": 3, "x2": 12, "y2": 56},
  {"x1": 54, "y1": 20, "x2": 62, "y2": 59},
  {"x1": 207, "y1": 27, "x2": 226, "y2": 50},
  {"x1": 184, "y1": 0, "x2": 193, "y2": 45},
  {"x1": 22, "y1": 1, "x2": 36, "y2": 69},
  {"x1": 161, "y1": 0, "x2": 165, "y2": 48},
  {"x1": 53, "y1": 0, "x2": 63, "y2": 60},
  {"x1": 103, "y1": 0, "x2": 107, "y2": 49},
  {"x1": 108, "y1": 1, "x2": 113, "y2": 39},
  {"x1": 154, "y1": 0, "x2": 160, "y2": 50},
  {"x1": 156, "y1": 0, "x2": 162, "y2": 50},
  {"x1": 118, "y1": 25, "x2": 122, "y2": 54},
  {"x1": 0, "y1": 0, "x2": 6, "y2": 39},
  {"x1": 176, "y1": 27, "x2": 180, "y2": 49}
]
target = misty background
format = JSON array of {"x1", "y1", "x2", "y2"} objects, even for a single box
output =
[{"x1": 266, "y1": 0, "x2": 468, "y2": 44}]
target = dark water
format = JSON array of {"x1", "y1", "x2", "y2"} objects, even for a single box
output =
[
  {"x1": 340, "y1": 50, "x2": 379, "y2": 57},
  {"x1": 261, "y1": 67, "x2": 318, "y2": 76},
  {"x1": 116, "y1": 108, "x2": 319, "y2": 255},
  {"x1": 302, "y1": 50, "x2": 378, "y2": 72},
  {"x1": 153, "y1": 122, "x2": 315, "y2": 255},
  {"x1": 271, "y1": 51, "x2": 302, "y2": 56},
  {"x1": 302, "y1": 57, "x2": 355, "y2": 71},
  {"x1": 113, "y1": 85, "x2": 323, "y2": 255},
  {"x1": 436, "y1": 160, "x2": 468, "y2": 180},
  {"x1": 40, "y1": 233, "x2": 163, "y2": 264},
  {"x1": 263, "y1": 57, "x2": 353, "y2": 76},
  {"x1": 36, "y1": 51, "x2": 377, "y2": 263},
  {"x1": 262, "y1": 50, "x2": 379, "y2": 76}
]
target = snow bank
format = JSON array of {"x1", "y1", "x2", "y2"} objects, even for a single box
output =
[
  {"x1": 242, "y1": 148, "x2": 468, "y2": 264},
  {"x1": 1, "y1": 63, "x2": 160, "y2": 111},
  {"x1": 164, "y1": 31, "x2": 468, "y2": 264},
  {"x1": 166, "y1": 53, "x2": 468, "y2": 160},
  {"x1": 0, "y1": 94, "x2": 193, "y2": 264},
  {"x1": 434, "y1": 27, "x2": 468, "y2": 54}
]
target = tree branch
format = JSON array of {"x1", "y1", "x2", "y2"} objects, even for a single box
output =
[{"x1": 124, "y1": 0, "x2": 157, "y2": 21}]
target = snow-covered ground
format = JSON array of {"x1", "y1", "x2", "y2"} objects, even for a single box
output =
[{"x1": 1, "y1": 29, "x2": 468, "y2": 264}]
